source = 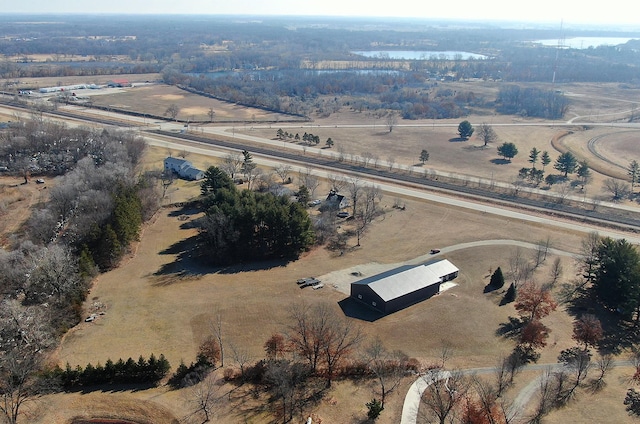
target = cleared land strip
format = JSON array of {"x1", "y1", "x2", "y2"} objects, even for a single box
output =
[{"x1": 148, "y1": 129, "x2": 640, "y2": 231}]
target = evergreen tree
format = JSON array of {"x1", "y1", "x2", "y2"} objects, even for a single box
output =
[
  {"x1": 528, "y1": 147, "x2": 540, "y2": 169},
  {"x1": 96, "y1": 224, "x2": 121, "y2": 270},
  {"x1": 367, "y1": 398, "x2": 384, "y2": 419},
  {"x1": 419, "y1": 149, "x2": 430, "y2": 164},
  {"x1": 554, "y1": 151, "x2": 578, "y2": 177},
  {"x1": 201, "y1": 166, "x2": 235, "y2": 195},
  {"x1": 490, "y1": 267, "x2": 505, "y2": 289},
  {"x1": 497, "y1": 142, "x2": 518, "y2": 161},
  {"x1": 504, "y1": 283, "x2": 517, "y2": 303},
  {"x1": 594, "y1": 238, "x2": 640, "y2": 321},
  {"x1": 457, "y1": 120, "x2": 474, "y2": 139},
  {"x1": 629, "y1": 160, "x2": 640, "y2": 192},
  {"x1": 577, "y1": 160, "x2": 591, "y2": 189},
  {"x1": 541, "y1": 151, "x2": 551, "y2": 171},
  {"x1": 297, "y1": 185, "x2": 311, "y2": 205}
]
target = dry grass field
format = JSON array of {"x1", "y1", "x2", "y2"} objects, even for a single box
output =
[
  {"x1": 2, "y1": 73, "x2": 162, "y2": 90},
  {"x1": 84, "y1": 84, "x2": 299, "y2": 123},
  {"x1": 4, "y1": 79, "x2": 640, "y2": 423}
]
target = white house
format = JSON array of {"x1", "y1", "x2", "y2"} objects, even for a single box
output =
[{"x1": 164, "y1": 157, "x2": 205, "y2": 181}]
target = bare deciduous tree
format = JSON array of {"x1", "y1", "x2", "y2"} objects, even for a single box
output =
[
  {"x1": 547, "y1": 257, "x2": 563, "y2": 289},
  {"x1": 327, "y1": 174, "x2": 346, "y2": 193},
  {"x1": 533, "y1": 237, "x2": 552, "y2": 268},
  {"x1": 264, "y1": 359, "x2": 312, "y2": 424},
  {"x1": 165, "y1": 103, "x2": 180, "y2": 121},
  {"x1": 346, "y1": 176, "x2": 362, "y2": 217},
  {"x1": 274, "y1": 164, "x2": 292, "y2": 184},
  {"x1": 0, "y1": 300, "x2": 54, "y2": 424},
  {"x1": 365, "y1": 337, "x2": 408, "y2": 408},
  {"x1": 591, "y1": 353, "x2": 613, "y2": 391},
  {"x1": 183, "y1": 373, "x2": 222, "y2": 423},
  {"x1": 208, "y1": 313, "x2": 225, "y2": 368},
  {"x1": 387, "y1": 156, "x2": 396, "y2": 171},
  {"x1": 160, "y1": 169, "x2": 175, "y2": 199},
  {"x1": 386, "y1": 113, "x2": 398, "y2": 133},
  {"x1": 361, "y1": 152, "x2": 374, "y2": 168},
  {"x1": 221, "y1": 153, "x2": 243, "y2": 180},
  {"x1": 287, "y1": 302, "x2": 363, "y2": 386},
  {"x1": 355, "y1": 184, "x2": 382, "y2": 246},
  {"x1": 229, "y1": 342, "x2": 252, "y2": 381},
  {"x1": 603, "y1": 177, "x2": 630, "y2": 201},
  {"x1": 298, "y1": 168, "x2": 320, "y2": 198},
  {"x1": 420, "y1": 369, "x2": 469, "y2": 424},
  {"x1": 476, "y1": 123, "x2": 498, "y2": 147},
  {"x1": 508, "y1": 248, "x2": 533, "y2": 287}
]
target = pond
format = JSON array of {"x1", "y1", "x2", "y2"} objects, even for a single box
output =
[{"x1": 351, "y1": 50, "x2": 490, "y2": 60}]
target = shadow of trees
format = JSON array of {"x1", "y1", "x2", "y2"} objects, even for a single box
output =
[{"x1": 496, "y1": 316, "x2": 524, "y2": 340}]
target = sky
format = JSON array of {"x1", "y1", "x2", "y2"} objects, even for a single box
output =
[{"x1": 4, "y1": 0, "x2": 638, "y2": 28}]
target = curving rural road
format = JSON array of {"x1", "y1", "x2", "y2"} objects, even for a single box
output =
[{"x1": 401, "y1": 358, "x2": 633, "y2": 424}]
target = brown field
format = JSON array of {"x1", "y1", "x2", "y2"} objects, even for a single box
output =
[
  {"x1": 85, "y1": 84, "x2": 300, "y2": 123},
  {"x1": 243, "y1": 116, "x2": 640, "y2": 200},
  {"x1": 4, "y1": 79, "x2": 640, "y2": 423},
  {"x1": 2, "y1": 73, "x2": 162, "y2": 89}
]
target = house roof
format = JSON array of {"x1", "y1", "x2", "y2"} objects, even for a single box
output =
[
  {"x1": 182, "y1": 167, "x2": 205, "y2": 179},
  {"x1": 326, "y1": 191, "x2": 344, "y2": 202},
  {"x1": 352, "y1": 260, "x2": 458, "y2": 302},
  {"x1": 164, "y1": 157, "x2": 191, "y2": 168}
]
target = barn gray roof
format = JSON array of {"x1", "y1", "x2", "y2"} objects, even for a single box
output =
[{"x1": 352, "y1": 260, "x2": 458, "y2": 302}]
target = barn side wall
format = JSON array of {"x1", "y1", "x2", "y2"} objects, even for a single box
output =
[
  {"x1": 350, "y1": 284, "x2": 385, "y2": 313},
  {"x1": 384, "y1": 283, "x2": 440, "y2": 314}
]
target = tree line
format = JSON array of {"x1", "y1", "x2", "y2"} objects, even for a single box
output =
[
  {"x1": 47, "y1": 353, "x2": 170, "y2": 389},
  {"x1": 1, "y1": 119, "x2": 162, "y2": 423}
]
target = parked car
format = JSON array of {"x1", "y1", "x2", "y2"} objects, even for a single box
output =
[
  {"x1": 337, "y1": 211, "x2": 349, "y2": 218},
  {"x1": 36, "y1": 178, "x2": 45, "y2": 184},
  {"x1": 312, "y1": 283, "x2": 324, "y2": 290},
  {"x1": 308, "y1": 199, "x2": 321, "y2": 206},
  {"x1": 84, "y1": 316, "x2": 95, "y2": 322},
  {"x1": 430, "y1": 249, "x2": 441, "y2": 254}
]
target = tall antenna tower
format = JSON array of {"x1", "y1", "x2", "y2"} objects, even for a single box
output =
[{"x1": 552, "y1": 19, "x2": 564, "y2": 84}]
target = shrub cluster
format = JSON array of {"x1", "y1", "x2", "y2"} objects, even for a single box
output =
[{"x1": 168, "y1": 356, "x2": 213, "y2": 389}]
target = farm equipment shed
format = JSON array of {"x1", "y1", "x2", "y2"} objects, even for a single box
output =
[{"x1": 350, "y1": 259, "x2": 458, "y2": 314}]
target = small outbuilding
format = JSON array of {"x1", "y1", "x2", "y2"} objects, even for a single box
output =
[{"x1": 350, "y1": 259, "x2": 459, "y2": 314}]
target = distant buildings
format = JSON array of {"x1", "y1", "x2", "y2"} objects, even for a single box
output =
[
  {"x1": 107, "y1": 79, "x2": 132, "y2": 87},
  {"x1": 163, "y1": 157, "x2": 205, "y2": 181}
]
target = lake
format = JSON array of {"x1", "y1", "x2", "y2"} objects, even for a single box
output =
[
  {"x1": 533, "y1": 37, "x2": 638, "y2": 49},
  {"x1": 351, "y1": 50, "x2": 489, "y2": 60}
]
